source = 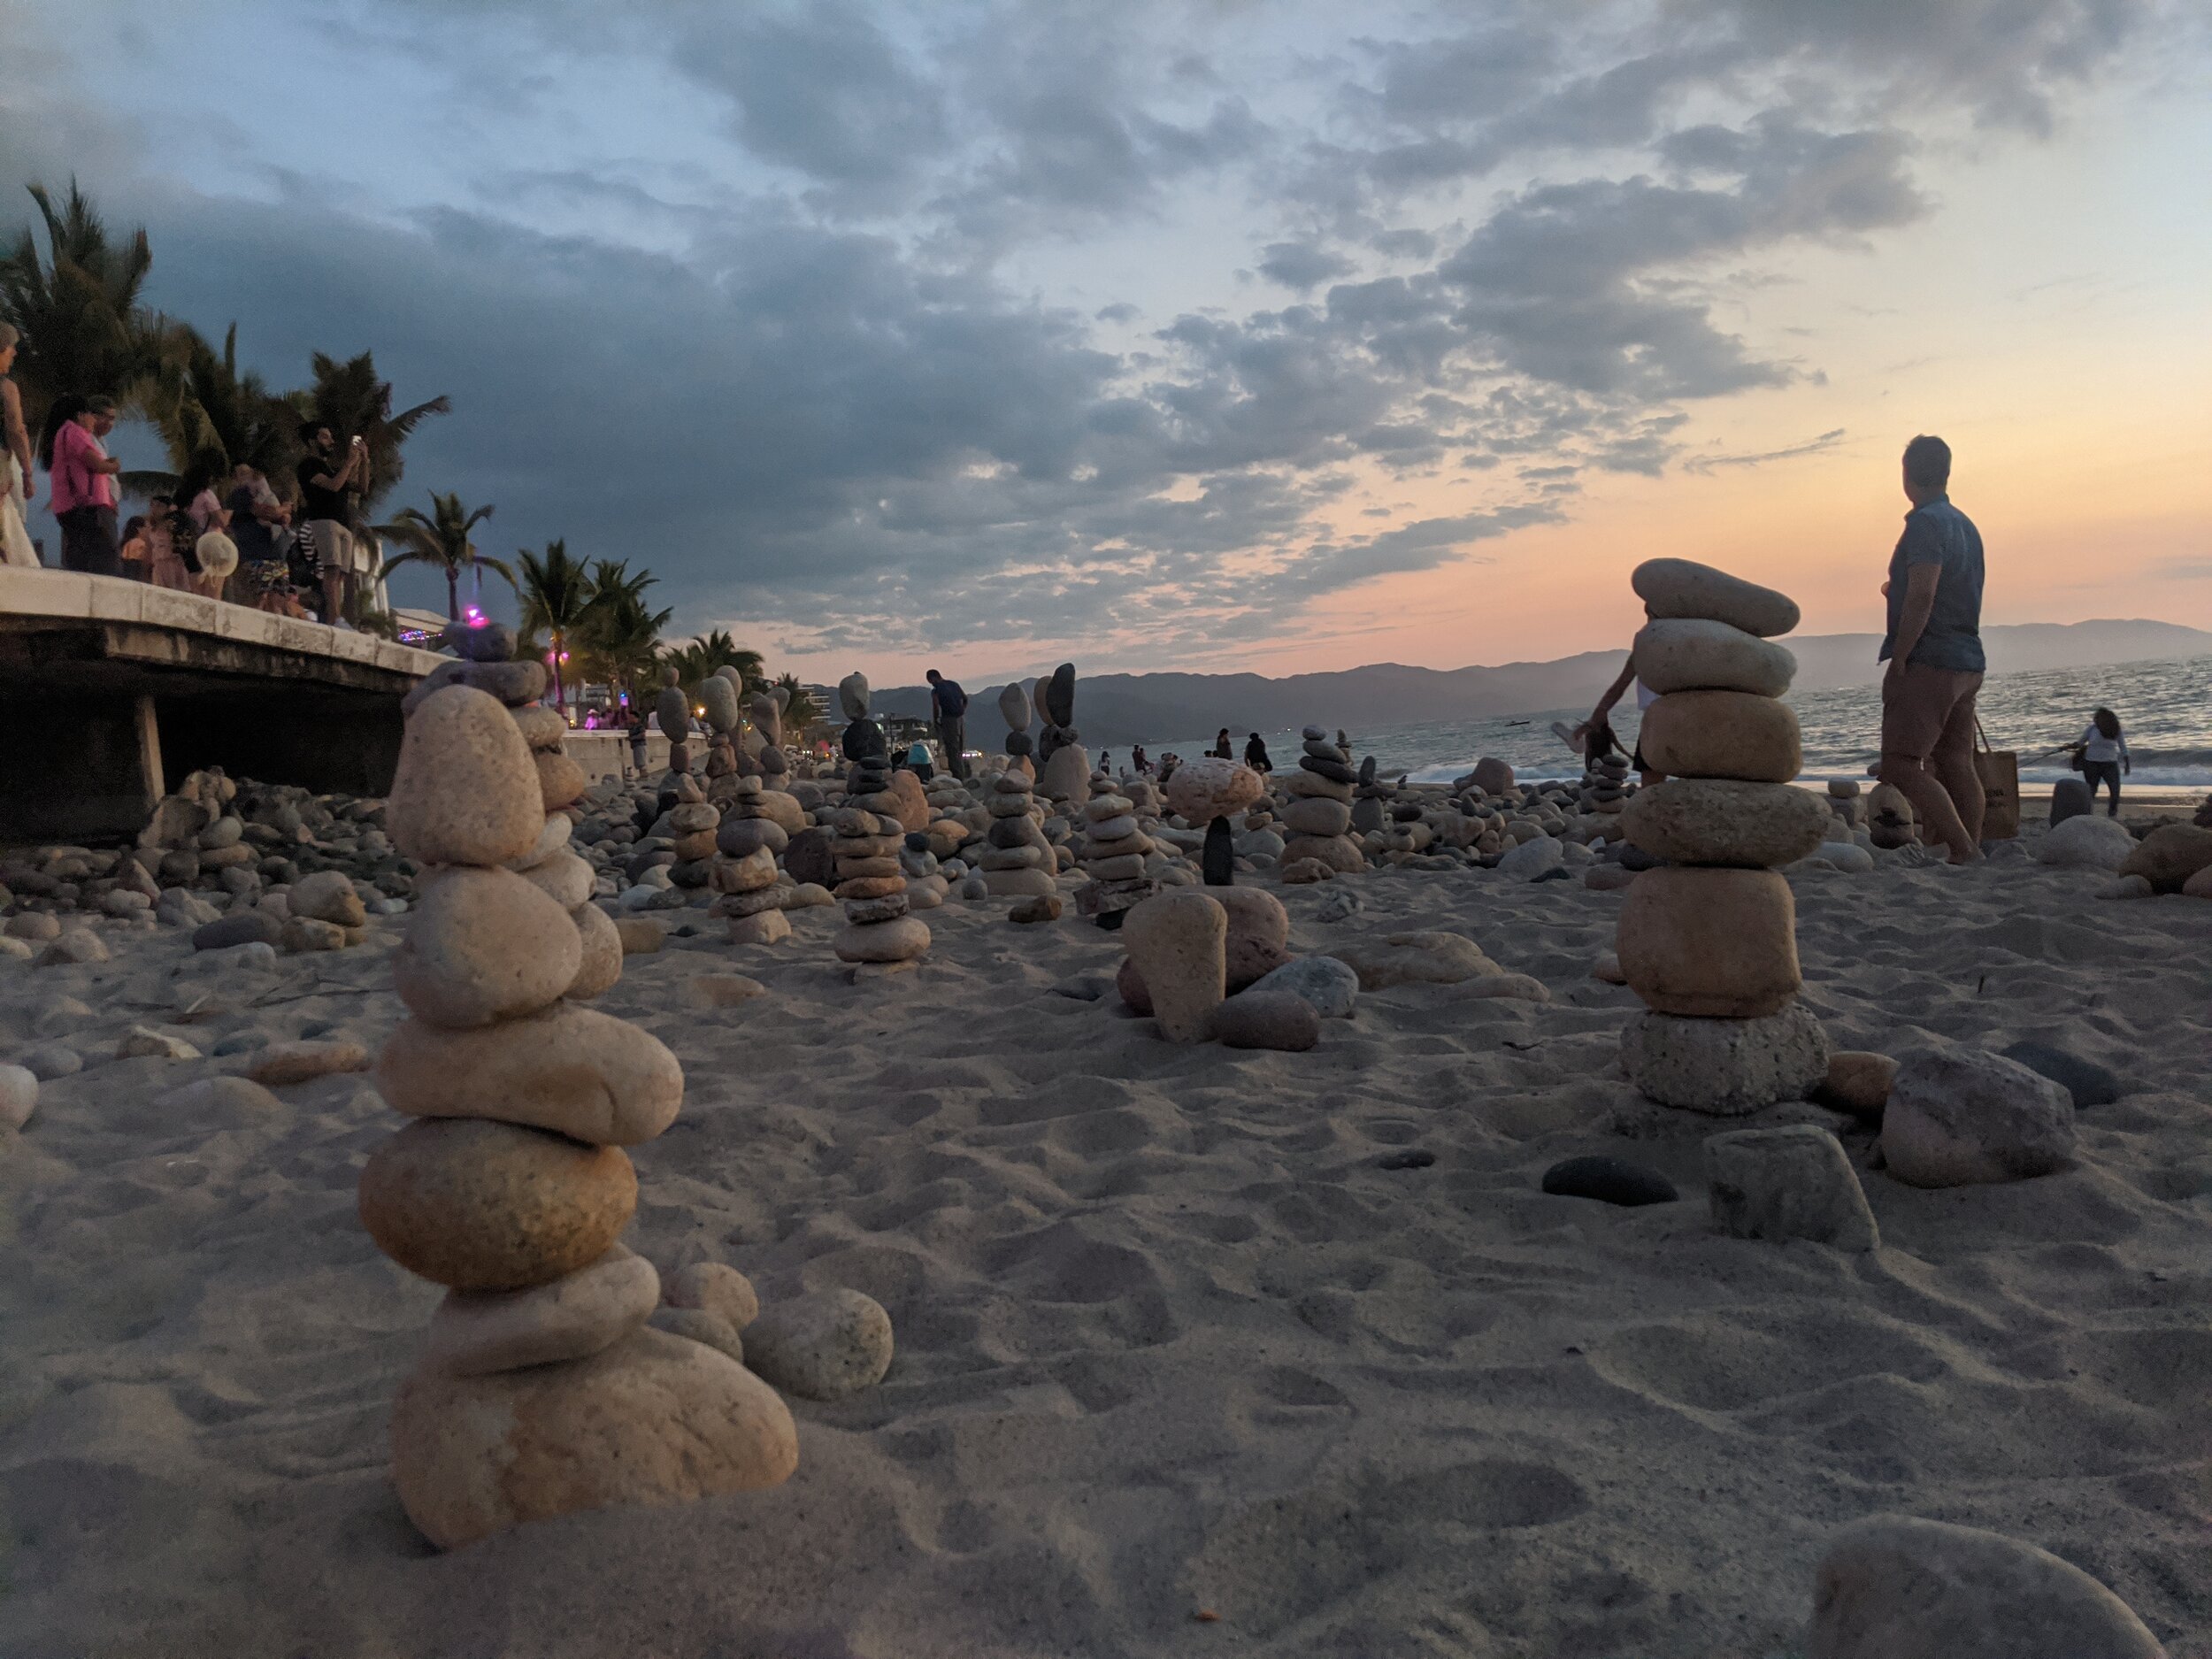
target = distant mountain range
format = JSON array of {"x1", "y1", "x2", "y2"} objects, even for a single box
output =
[{"x1": 871, "y1": 619, "x2": 2212, "y2": 749}]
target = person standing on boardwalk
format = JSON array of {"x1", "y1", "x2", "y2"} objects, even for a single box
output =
[
  {"x1": 1878, "y1": 434, "x2": 1986, "y2": 864},
  {"x1": 0, "y1": 325, "x2": 35, "y2": 566},
  {"x1": 296, "y1": 421, "x2": 369, "y2": 625},
  {"x1": 47, "y1": 396, "x2": 124, "y2": 574},
  {"x1": 925, "y1": 669, "x2": 970, "y2": 780}
]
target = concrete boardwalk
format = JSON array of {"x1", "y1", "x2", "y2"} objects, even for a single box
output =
[{"x1": 0, "y1": 566, "x2": 448, "y2": 841}]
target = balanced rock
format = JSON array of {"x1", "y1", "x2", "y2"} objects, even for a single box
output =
[
  {"x1": 423, "y1": 1248, "x2": 661, "y2": 1376},
  {"x1": 1624, "y1": 778, "x2": 1831, "y2": 868},
  {"x1": 389, "y1": 687, "x2": 545, "y2": 866},
  {"x1": 377, "y1": 1002, "x2": 684, "y2": 1145},
  {"x1": 1617, "y1": 867, "x2": 1799, "y2": 1017},
  {"x1": 391, "y1": 1326, "x2": 797, "y2": 1549},
  {"x1": 358, "y1": 1118, "x2": 637, "y2": 1292},
  {"x1": 1632, "y1": 557, "x2": 1801, "y2": 638},
  {"x1": 1636, "y1": 691, "x2": 1801, "y2": 783},
  {"x1": 1631, "y1": 618, "x2": 1796, "y2": 698},
  {"x1": 568, "y1": 902, "x2": 624, "y2": 999},
  {"x1": 1163, "y1": 756, "x2": 1264, "y2": 825},
  {"x1": 395, "y1": 868, "x2": 581, "y2": 1029},
  {"x1": 1620, "y1": 1002, "x2": 1830, "y2": 1114}
]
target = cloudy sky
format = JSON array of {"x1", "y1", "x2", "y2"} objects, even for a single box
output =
[{"x1": 6, "y1": 1, "x2": 2208, "y2": 682}]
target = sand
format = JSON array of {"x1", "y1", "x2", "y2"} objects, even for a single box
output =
[{"x1": 3, "y1": 841, "x2": 2209, "y2": 1657}]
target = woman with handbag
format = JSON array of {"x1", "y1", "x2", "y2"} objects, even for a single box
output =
[{"x1": 2071, "y1": 708, "x2": 2130, "y2": 817}]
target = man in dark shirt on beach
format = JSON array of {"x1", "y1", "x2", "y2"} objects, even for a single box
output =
[
  {"x1": 1878, "y1": 434, "x2": 1985, "y2": 864},
  {"x1": 926, "y1": 668, "x2": 969, "y2": 780}
]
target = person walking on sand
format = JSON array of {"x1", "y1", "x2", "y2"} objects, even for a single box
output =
[
  {"x1": 2072, "y1": 707, "x2": 2130, "y2": 817},
  {"x1": 1878, "y1": 434, "x2": 1986, "y2": 864},
  {"x1": 925, "y1": 668, "x2": 969, "y2": 780}
]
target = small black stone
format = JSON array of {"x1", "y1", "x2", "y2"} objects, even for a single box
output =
[
  {"x1": 1094, "y1": 908, "x2": 1127, "y2": 932},
  {"x1": 1617, "y1": 845, "x2": 1661, "y2": 872},
  {"x1": 1534, "y1": 866, "x2": 1572, "y2": 882},
  {"x1": 1377, "y1": 1149, "x2": 1436, "y2": 1171},
  {"x1": 2001, "y1": 1041, "x2": 2121, "y2": 1108},
  {"x1": 1541, "y1": 1155, "x2": 1678, "y2": 1207},
  {"x1": 904, "y1": 831, "x2": 932, "y2": 852}
]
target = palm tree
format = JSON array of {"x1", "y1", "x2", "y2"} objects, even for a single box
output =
[
  {"x1": 304, "y1": 349, "x2": 449, "y2": 514},
  {"x1": 515, "y1": 539, "x2": 595, "y2": 713},
  {"x1": 0, "y1": 180, "x2": 168, "y2": 457},
  {"x1": 136, "y1": 321, "x2": 299, "y2": 495},
  {"x1": 664, "y1": 629, "x2": 765, "y2": 698},
  {"x1": 578, "y1": 588, "x2": 672, "y2": 708},
  {"x1": 376, "y1": 493, "x2": 512, "y2": 621}
]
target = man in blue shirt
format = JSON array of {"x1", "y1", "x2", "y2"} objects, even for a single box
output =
[
  {"x1": 926, "y1": 668, "x2": 970, "y2": 780},
  {"x1": 1878, "y1": 434, "x2": 1985, "y2": 863}
]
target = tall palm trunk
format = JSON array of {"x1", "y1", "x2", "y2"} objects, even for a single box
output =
[
  {"x1": 446, "y1": 571, "x2": 459, "y2": 620},
  {"x1": 550, "y1": 629, "x2": 566, "y2": 714}
]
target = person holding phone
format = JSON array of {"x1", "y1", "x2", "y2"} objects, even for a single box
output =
[{"x1": 296, "y1": 421, "x2": 369, "y2": 626}]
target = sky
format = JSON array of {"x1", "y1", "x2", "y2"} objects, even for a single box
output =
[{"x1": 4, "y1": 0, "x2": 2208, "y2": 686}]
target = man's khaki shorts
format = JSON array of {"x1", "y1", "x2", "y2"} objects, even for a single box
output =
[{"x1": 1881, "y1": 664, "x2": 1983, "y2": 762}]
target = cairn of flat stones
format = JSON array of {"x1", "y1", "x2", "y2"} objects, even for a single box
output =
[
  {"x1": 1350, "y1": 756, "x2": 1391, "y2": 835},
  {"x1": 831, "y1": 672, "x2": 931, "y2": 971},
  {"x1": 995, "y1": 680, "x2": 1036, "y2": 775},
  {"x1": 978, "y1": 767, "x2": 1057, "y2": 898},
  {"x1": 1614, "y1": 558, "x2": 1833, "y2": 1114},
  {"x1": 710, "y1": 778, "x2": 789, "y2": 944},
  {"x1": 1279, "y1": 726, "x2": 1365, "y2": 873},
  {"x1": 365, "y1": 678, "x2": 795, "y2": 1548},
  {"x1": 1580, "y1": 749, "x2": 1633, "y2": 821},
  {"x1": 749, "y1": 686, "x2": 792, "y2": 782},
  {"x1": 1076, "y1": 782, "x2": 1158, "y2": 926},
  {"x1": 656, "y1": 666, "x2": 692, "y2": 776},
  {"x1": 1162, "y1": 756, "x2": 1265, "y2": 887}
]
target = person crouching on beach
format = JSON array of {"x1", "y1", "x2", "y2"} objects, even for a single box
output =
[
  {"x1": 1575, "y1": 618, "x2": 1665, "y2": 786},
  {"x1": 2073, "y1": 708, "x2": 2130, "y2": 817}
]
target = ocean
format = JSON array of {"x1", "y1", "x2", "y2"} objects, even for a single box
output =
[{"x1": 1137, "y1": 654, "x2": 2212, "y2": 790}]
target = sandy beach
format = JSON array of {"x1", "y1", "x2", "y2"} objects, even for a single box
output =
[{"x1": 4, "y1": 816, "x2": 2209, "y2": 1657}]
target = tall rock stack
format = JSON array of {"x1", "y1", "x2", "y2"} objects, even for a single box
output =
[
  {"x1": 978, "y1": 770, "x2": 1057, "y2": 898},
  {"x1": 1033, "y1": 664, "x2": 1089, "y2": 813},
  {"x1": 831, "y1": 673, "x2": 930, "y2": 972},
  {"x1": 1163, "y1": 757, "x2": 1264, "y2": 887},
  {"x1": 1280, "y1": 726, "x2": 1365, "y2": 873},
  {"x1": 711, "y1": 779, "x2": 790, "y2": 945},
  {"x1": 1350, "y1": 757, "x2": 1391, "y2": 835},
  {"x1": 656, "y1": 667, "x2": 692, "y2": 777},
  {"x1": 1615, "y1": 559, "x2": 1832, "y2": 1114},
  {"x1": 1077, "y1": 782, "x2": 1159, "y2": 926},
  {"x1": 749, "y1": 687, "x2": 793, "y2": 784},
  {"x1": 368, "y1": 684, "x2": 795, "y2": 1548},
  {"x1": 997, "y1": 680, "x2": 1035, "y2": 773}
]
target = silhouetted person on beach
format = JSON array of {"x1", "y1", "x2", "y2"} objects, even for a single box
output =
[
  {"x1": 1213, "y1": 728, "x2": 1232, "y2": 758},
  {"x1": 2072, "y1": 707, "x2": 2130, "y2": 817},
  {"x1": 1878, "y1": 434, "x2": 1985, "y2": 864},
  {"x1": 1243, "y1": 732, "x2": 1273, "y2": 773},
  {"x1": 925, "y1": 669, "x2": 969, "y2": 780}
]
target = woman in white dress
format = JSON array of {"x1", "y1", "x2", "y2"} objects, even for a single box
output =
[{"x1": 0, "y1": 323, "x2": 37, "y2": 567}]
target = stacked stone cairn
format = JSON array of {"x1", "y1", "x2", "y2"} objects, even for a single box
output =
[
  {"x1": 1072, "y1": 776, "x2": 1155, "y2": 926},
  {"x1": 364, "y1": 682, "x2": 795, "y2": 1548},
  {"x1": 1163, "y1": 757, "x2": 1265, "y2": 887},
  {"x1": 710, "y1": 778, "x2": 789, "y2": 944},
  {"x1": 698, "y1": 668, "x2": 745, "y2": 793},
  {"x1": 656, "y1": 665, "x2": 693, "y2": 776},
  {"x1": 1280, "y1": 726, "x2": 1365, "y2": 874},
  {"x1": 1614, "y1": 558, "x2": 1834, "y2": 1113},
  {"x1": 978, "y1": 767, "x2": 1057, "y2": 898},
  {"x1": 1032, "y1": 664, "x2": 1089, "y2": 816},
  {"x1": 830, "y1": 673, "x2": 931, "y2": 972},
  {"x1": 996, "y1": 680, "x2": 1037, "y2": 775},
  {"x1": 1350, "y1": 756, "x2": 1392, "y2": 835},
  {"x1": 1580, "y1": 749, "x2": 1633, "y2": 822},
  {"x1": 749, "y1": 685, "x2": 792, "y2": 782}
]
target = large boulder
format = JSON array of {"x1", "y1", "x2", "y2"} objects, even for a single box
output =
[
  {"x1": 2117, "y1": 823, "x2": 2212, "y2": 892},
  {"x1": 391, "y1": 1326, "x2": 798, "y2": 1549},
  {"x1": 1163, "y1": 757, "x2": 1265, "y2": 824},
  {"x1": 1631, "y1": 557, "x2": 1801, "y2": 637},
  {"x1": 1807, "y1": 1514, "x2": 2165, "y2": 1659},
  {"x1": 1122, "y1": 891, "x2": 1226, "y2": 1041},
  {"x1": 1881, "y1": 1046, "x2": 2076, "y2": 1187}
]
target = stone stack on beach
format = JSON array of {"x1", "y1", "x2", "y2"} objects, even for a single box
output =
[
  {"x1": 997, "y1": 680, "x2": 1036, "y2": 772},
  {"x1": 1350, "y1": 756, "x2": 1392, "y2": 835},
  {"x1": 1032, "y1": 664, "x2": 1089, "y2": 812},
  {"x1": 1076, "y1": 782, "x2": 1158, "y2": 923},
  {"x1": 1615, "y1": 559, "x2": 1832, "y2": 1113},
  {"x1": 978, "y1": 769, "x2": 1057, "y2": 897},
  {"x1": 365, "y1": 682, "x2": 795, "y2": 1548},
  {"x1": 1580, "y1": 749, "x2": 1633, "y2": 821},
  {"x1": 1279, "y1": 726, "x2": 1365, "y2": 874},
  {"x1": 831, "y1": 674, "x2": 930, "y2": 971},
  {"x1": 711, "y1": 778, "x2": 790, "y2": 945},
  {"x1": 656, "y1": 667, "x2": 693, "y2": 776}
]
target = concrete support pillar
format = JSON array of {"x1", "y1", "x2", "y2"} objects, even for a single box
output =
[{"x1": 134, "y1": 694, "x2": 165, "y2": 805}]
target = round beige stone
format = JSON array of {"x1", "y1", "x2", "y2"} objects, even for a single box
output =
[
  {"x1": 1281, "y1": 796, "x2": 1353, "y2": 837},
  {"x1": 389, "y1": 687, "x2": 545, "y2": 867},
  {"x1": 1163, "y1": 757, "x2": 1265, "y2": 824},
  {"x1": 1632, "y1": 618, "x2": 1797, "y2": 697},
  {"x1": 566, "y1": 901, "x2": 623, "y2": 999},
  {"x1": 509, "y1": 704, "x2": 568, "y2": 751},
  {"x1": 1637, "y1": 691, "x2": 1801, "y2": 782},
  {"x1": 423, "y1": 1247, "x2": 661, "y2": 1376},
  {"x1": 376, "y1": 1002, "x2": 684, "y2": 1145},
  {"x1": 1280, "y1": 833, "x2": 1365, "y2": 872},
  {"x1": 743, "y1": 1287, "x2": 894, "y2": 1402},
  {"x1": 1631, "y1": 557, "x2": 1801, "y2": 638},
  {"x1": 1623, "y1": 778, "x2": 1832, "y2": 868},
  {"x1": 832, "y1": 915, "x2": 931, "y2": 963},
  {"x1": 535, "y1": 750, "x2": 589, "y2": 812},
  {"x1": 390, "y1": 1325, "x2": 798, "y2": 1549},
  {"x1": 358, "y1": 1118, "x2": 637, "y2": 1291},
  {"x1": 1617, "y1": 866, "x2": 1801, "y2": 1017},
  {"x1": 395, "y1": 868, "x2": 582, "y2": 1029},
  {"x1": 1123, "y1": 890, "x2": 1226, "y2": 1042},
  {"x1": 663, "y1": 1261, "x2": 760, "y2": 1331}
]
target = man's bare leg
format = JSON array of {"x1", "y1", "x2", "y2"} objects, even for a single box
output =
[
  {"x1": 320, "y1": 568, "x2": 344, "y2": 625},
  {"x1": 1928, "y1": 687, "x2": 1985, "y2": 848}
]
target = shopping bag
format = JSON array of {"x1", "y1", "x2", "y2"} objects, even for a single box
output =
[{"x1": 1975, "y1": 720, "x2": 2020, "y2": 840}]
